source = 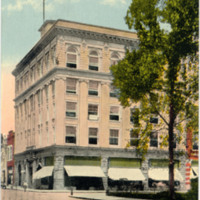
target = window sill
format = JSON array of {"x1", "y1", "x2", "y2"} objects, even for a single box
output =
[
  {"x1": 109, "y1": 144, "x2": 120, "y2": 148},
  {"x1": 109, "y1": 120, "x2": 120, "y2": 123},
  {"x1": 66, "y1": 117, "x2": 78, "y2": 120}
]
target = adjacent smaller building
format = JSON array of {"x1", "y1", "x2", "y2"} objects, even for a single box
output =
[
  {"x1": 185, "y1": 128, "x2": 198, "y2": 190},
  {"x1": 7, "y1": 130, "x2": 15, "y2": 185},
  {"x1": 1, "y1": 134, "x2": 8, "y2": 185}
]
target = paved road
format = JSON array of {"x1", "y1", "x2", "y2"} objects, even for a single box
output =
[{"x1": 1, "y1": 188, "x2": 148, "y2": 200}]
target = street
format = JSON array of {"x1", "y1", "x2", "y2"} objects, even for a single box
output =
[{"x1": 1, "y1": 188, "x2": 148, "y2": 200}]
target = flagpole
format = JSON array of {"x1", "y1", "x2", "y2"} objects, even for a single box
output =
[{"x1": 43, "y1": 0, "x2": 45, "y2": 22}]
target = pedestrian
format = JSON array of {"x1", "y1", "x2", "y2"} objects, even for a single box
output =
[{"x1": 23, "y1": 181, "x2": 28, "y2": 192}]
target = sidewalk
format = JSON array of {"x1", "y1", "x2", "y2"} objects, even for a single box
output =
[{"x1": 71, "y1": 192, "x2": 148, "y2": 200}]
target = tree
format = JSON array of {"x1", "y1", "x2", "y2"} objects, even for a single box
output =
[{"x1": 110, "y1": 0, "x2": 198, "y2": 199}]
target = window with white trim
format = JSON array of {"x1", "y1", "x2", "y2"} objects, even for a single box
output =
[
  {"x1": 193, "y1": 132, "x2": 198, "y2": 150},
  {"x1": 45, "y1": 85, "x2": 49, "y2": 101},
  {"x1": 7, "y1": 145, "x2": 13, "y2": 161},
  {"x1": 65, "y1": 126, "x2": 76, "y2": 144},
  {"x1": 66, "y1": 102, "x2": 77, "y2": 118},
  {"x1": 89, "y1": 128, "x2": 98, "y2": 145},
  {"x1": 110, "y1": 52, "x2": 119, "y2": 66},
  {"x1": 130, "y1": 108, "x2": 140, "y2": 127},
  {"x1": 150, "y1": 115, "x2": 159, "y2": 124},
  {"x1": 150, "y1": 131, "x2": 158, "y2": 147},
  {"x1": 51, "y1": 46, "x2": 56, "y2": 65},
  {"x1": 30, "y1": 95, "x2": 35, "y2": 111},
  {"x1": 130, "y1": 128, "x2": 139, "y2": 147},
  {"x1": 110, "y1": 106, "x2": 119, "y2": 121},
  {"x1": 66, "y1": 78, "x2": 77, "y2": 94},
  {"x1": 66, "y1": 46, "x2": 77, "y2": 68},
  {"x1": 37, "y1": 90, "x2": 41, "y2": 106},
  {"x1": 52, "y1": 81, "x2": 55, "y2": 97},
  {"x1": 45, "y1": 52, "x2": 50, "y2": 70},
  {"x1": 88, "y1": 81, "x2": 98, "y2": 96},
  {"x1": 89, "y1": 51, "x2": 99, "y2": 71},
  {"x1": 109, "y1": 129, "x2": 119, "y2": 145},
  {"x1": 88, "y1": 104, "x2": 98, "y2": 120},
  {"x1": 110, "y1": 85, "x2": 118, "y2": 98}
]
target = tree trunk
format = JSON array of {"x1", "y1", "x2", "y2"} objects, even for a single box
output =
[{"x1": 169, "y1": 104, "x2": 175, "y2": 200}]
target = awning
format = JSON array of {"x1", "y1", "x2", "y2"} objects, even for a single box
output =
[
  {"x1": 33, "y1": 166, "x2": 54, "y2": 180},
  {"x1": 64, "y1": 166, "x2": 105, "y2": 177},
  {"x1": 191, "y1": 167, "x2": 198, "y2": 179},
  {"x1": 148, "y1": 168, "x2": 183, "y2": 181},
  {"x1": 108, "y1": 167, "x2": 146, "y2": 181}
]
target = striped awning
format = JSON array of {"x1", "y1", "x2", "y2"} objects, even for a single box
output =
[
  {"x1": 108, "y1": 167, "x2": 145, "y2": 181},
  {"x1": 148, "y1": 168, "x2": 183, "y2": 181},
  {"x1": 64, "y1": 166, "x2": 105, "y2": 178},
  {"x1": 32, "y1": 166, "x2": 54, "y2": 180}
]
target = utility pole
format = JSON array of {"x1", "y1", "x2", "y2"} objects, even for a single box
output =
[{"x1": 43, "y1": 0, "x2": 45, "y2": 22}]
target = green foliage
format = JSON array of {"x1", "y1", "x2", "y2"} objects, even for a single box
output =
[
  {"x1": 110, "y1": 0, "x2": 198, "y2": 157},
  {"x1": 111, "y1": 1, "x2": 198, "y2": 199}
]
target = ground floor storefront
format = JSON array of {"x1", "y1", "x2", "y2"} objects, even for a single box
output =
[{"x1": 14, "y1": 146, "x2": 187, "y2": 192}]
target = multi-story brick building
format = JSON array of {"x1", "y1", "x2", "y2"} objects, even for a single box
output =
[
  {"x1": 185, "y1": 128, "x2": 198, "y2": 190},
  {"x1": 12, "y1": 19, "x2": 187, "y2": 191}
]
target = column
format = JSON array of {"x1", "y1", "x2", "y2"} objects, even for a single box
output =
[
  {"x1": 141, "y1": 159, "x2": 149, "y2": 190},
  {"x1": 32, "y1": 160, "x2": 37, "y2": 189},
  {"x1": 21, "y1": 162, "x2": 26, "y2": 186},
  {"x1": 179, "y1": 156, "x2": 187, "y2": 191},
  {"x1": 53, "y1": 155, "x2": 64, "y2": 190},
  {"x1": 14, "y1": 162, "x2": 19, "y2": 187},
  {"x1": 101, "y1": 157, "x2": 109, "y2": 190}
]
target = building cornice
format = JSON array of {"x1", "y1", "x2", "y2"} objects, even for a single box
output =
[
  {"x1": 12, "y1": 20, "x2": 139, "y2": 76},
  {"x1": 14, "y1": 145, "x2": 185, "y2": 161},
  {"x1": 14, "y1": 67, "x2": 112, "y2": 102}
]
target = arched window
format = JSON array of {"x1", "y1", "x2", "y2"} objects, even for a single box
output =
[
  {"x1": 110, "y1": 52, "x2": 120, "y2": 66},
  {"x1": 89, "y1": 51, "x2": 99, "y2": 71},
  {"x1": 66, "y1": 46, "x2": 77, "y2": 68}
]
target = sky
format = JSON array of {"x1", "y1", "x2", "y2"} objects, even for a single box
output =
[{"x1": 1, "y1": 0, "x2": 133, "y2": 134}]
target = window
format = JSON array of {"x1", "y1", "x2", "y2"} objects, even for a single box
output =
[
  {"x1": 150, "y1": 116, "x2": 159, "y2": 124},
  {"x1": 38, "y1": 59, "x2": 43, "y2": 77},
  {"x1": 52, "y1": 81, "x2": 55, "y2": 97},
  {"x1": 130, "y1": 108, "x2": 140, "y2": 126},
  {"x1": 150, "y1": 132, "x2": 158, "y2": 147},
  {"x1": 7, "y1": 145, "x2": 13, "y2": 161},
  {"x1": 193, "y1": 133, "x2": 198, "y2": 150},
  {"x1": 130, "y1": 129, "x2": 139, "y2": 147},
  {"x1": 89, "y1": 51, "x2": 99, "y2": 71},
  {"x1": 65, "y1": 126, "x2": 76, "y2": 144},
  {"x1": 16, "y1": 80, "x2": 19, "y2": 92},
  {"x1": 110, "y1": 52, "x2": 119, "y2": 66},
  {"x1": 24, "y1": 100, "x2": 27, "y2": 115},
  {"x1": 109, "y1": 129, "x2": 119, "y2": 145},
  {"x1": 110, "y1": 106, "x2": 119, "y2": 121},
  {"x1": 89, "y1": 128, "x2": 98, "y2": 145},
  {"x1": 45, "y1": 85, "x2": 49, "y2": 101},
  {"x1": 32, "y1": 65, "x2": 36, "y2": 81},
  {"x1": 88, "y1": 81, "x2": 98, "y2": 96},
  {"x1": 51, "y1": 46, "x2": 56, "y2": 65},
  {"x1": 88, "y1": 104, "x2": 98, "y2": 120},
  {"x1": 110, "y1": 85, "x2": 118, "y2": 98},
  {"x1": 45, "y1": 52, "x2": 50, "y2": 70},
  {"x1": 37, "y1": 90, "x2": 41, "y2": 106},
  {"x1": 20, "y1": 78, "x2": 23, "y2": 90},
  {"x1": 66, "y1": 78, "x2": 77, "y2": 94},
  {"x1": 66, "y1": 102, "x2": 77, "y2": 118},
  {"x1": 66, "y1": 46, "x2": 77, "y2": 68},
  {"x1": 30, "y1": 95, "x2": 34, "y2": 111}
]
